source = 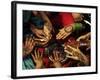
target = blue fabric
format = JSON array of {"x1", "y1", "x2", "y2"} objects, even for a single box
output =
[
  {"x1": 22, "y1": 57, "x2": 35, "y2": 69},
  {"x1": 30, "y1": 16, "x2": 44, "y2": 29}
]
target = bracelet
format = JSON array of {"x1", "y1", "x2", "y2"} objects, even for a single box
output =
[{"x1": 64, "y1": 25, "x2": 73, "y2": 33}]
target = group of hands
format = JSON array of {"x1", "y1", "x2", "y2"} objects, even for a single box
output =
[
  {"x1": 32, "y1": 49, "x2": 63, "y2": 68},
  {"x1": 23, "y1": 31, "x2": 90, "y2": 69},
  {"x1": 23, "y1": 25, "x2": 73, "y2": 56},
  {"x1": 23, "y1": 34, "x2": 63, "y2": 68}
]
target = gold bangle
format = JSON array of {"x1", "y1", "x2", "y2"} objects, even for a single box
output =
[{"x1": 64, "y1": 26, "x2": 72, "y2": 33}]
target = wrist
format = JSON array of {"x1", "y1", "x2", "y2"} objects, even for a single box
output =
[
  {"x1": 54, "y1": 62, "x2": 62, "y2": 68},
  {"x1": 35, "y1": 64, "x2": 43, "y2": 69},
  {"x1": 64, "y1": 25, "x2": 73, "y2": 33}
]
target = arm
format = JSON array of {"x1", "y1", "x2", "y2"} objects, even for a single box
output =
[
  {"x1": 39, "y1": 11, "x2": 53, "y2": 31},
  {"x1": 56, "y1": 13, "x2": 74, "y2": 39}
]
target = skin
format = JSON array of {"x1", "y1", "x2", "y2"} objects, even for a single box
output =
[
  {"x1": 56, "y1": 26, "x2": 73, "y2": 40},
  {"x1": 31, "y1": 24, "x2": 52, "y2": 46},
  {"x1": 77, "y1": 32, "x2": 91, "y2": 50},
  {"x1": 77, "y1": 32, "x2": 90, "y2": 41},
  {"x1": 31, "y1": 49, "x2": 44, "y2": 69},
  {"x1": 49, "y1": 51, "x2": 62, "y2": 68},
  {"x1": 23, "y1": 35, "x2": 35, "y2": 57},
  {"x1": 64, "y1": 45, "x2": 89, "y2": 66},
  {"x1": 72, "y1": 13, "x2": 83, "y2": 22},
  {"x1": 31, "y1": 11, "x2": 52, "y2": 46},
  {"x1": 56, "y1": 13, "x2": 83, "y2": 40}
]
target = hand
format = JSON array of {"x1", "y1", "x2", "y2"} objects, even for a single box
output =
[
  {"x1": 49, "y1": 52, "x2": 62, "y2": 68},
  {"x1": 77, "y1": 32, "x2": 90, "y2": 41},
  {"x1": 77, "y1": 32, "x2": 90, "y2": 50},
  {"x1": 56, "y1": 26, "x2": 72, "y2": 40},
  {"x1": 31, "y1": 49, "x2": 44, "y2": 69},
  {"x1": 23, "y1": 35, "x2": 35, "y2": 56},
  {"x1": 72, "y1": 13, "x2": 83, "y2": 22},
  {"x1": 64, "y1": 45, "x2": 89, "y2": 65}
]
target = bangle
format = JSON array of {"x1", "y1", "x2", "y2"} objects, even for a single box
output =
[{"x1": 64, "y1": 26, "x2": 72, "y2": 33}]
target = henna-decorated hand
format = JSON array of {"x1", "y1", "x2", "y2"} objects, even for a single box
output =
[
  {"x1": 64, "y1": 45, "x2": 89, "y2": 65},
  {"x1": 56, "y1": 26, "x2": 72, "y2": 40}
]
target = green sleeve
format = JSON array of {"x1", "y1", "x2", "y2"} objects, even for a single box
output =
[{"x1": 72, "y1": 23, "x2": 83, "y2": 31}]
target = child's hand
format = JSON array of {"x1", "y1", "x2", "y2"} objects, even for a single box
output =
[
  {"x1": 23, "y1": 35, "x2": 35, "y2": 56},
  {"x1": 49, "y1": 52, "x2": 62, "y2": 68},
  {"x1": 31, "y1": 49, "x2": 44, "y2": 69}
]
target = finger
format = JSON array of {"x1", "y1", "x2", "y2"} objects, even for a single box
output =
[
  {"x1": 29, "y1": 41, "x2": 34, "y2": 49},
  {"x1": 29, "y1": 41, "x2": 35, "y2": 51},
  {"x1": 62, "y1": 32, "x2": 71, "y2": 39},
  {"x1": 31, "y1": 54, "x2": 36, "y2": 61},
  {"x1": 56, "y1": 32, "x2": 61, "y2": 39},
  {"x1": 31, "y1": 39, "x2": 35, "y2": 46},
  {"x1": 58, "y1": 31, "x2": 67, "y2": 39},
  {"x1": 62, "y1": 34, "x2": 67, "y2": 40},
  {"x1": 59, "y1": 54, "x2": 62, "y2": 61},
  {"x1": 37, "y1": 49, "x2": 40, "y2": 58},
  {"x1": 64, "y1": 49, "x2": 72, "y2": 55},
  {"x1": 67, "y1": 45, "x2": 77, "y2": 51},
  {"x1": 53, "y1": 53, "x2": 56, "y2": 60},
  {"x1": 56, "y1": 29, "x2": 65, "y2": 38},
  {"x1": 67, "y1": 55, "x2": 78, "y2": 60},
  {"x1": 40, "y1": 52, "x2": 43, "y2": 58},
  {"x1": 76, "y1": 38, "x2": 80, "y2": 41},
  {"x1": 60, "y1": 33, "x2": 67, "y2": 40},
  {"x1": 55, "y1": 52, "x2": 59, "y2": 59},
  {"x1": 29, "y1": 36, "x2": 33, "y2": 44},
  {"x1": 56, "y1": 33, "x2": 64, "y2": 39},
  {"x1": 77, "y1": 36, "x2": 86, "y2": 41},
  {"x1": 34, "y1": 38, "x2": 47, "y2": 42},
  {"x1": 54, "y1": 53, "x2": 58, "y2": 60},
  {"x1": 76, "y1": 36, "x2": 83, "y2": 41},
  {"x1": 56, "y1": 32, "x2": 65, "y2": 39},
  {"x1": 49, "y1": 56, "x2": 54, "y2": 62},
  {"x1": 27, "y1": 38, "x2": 32, "y2": 47},
  {"x1": 37, "y1": 33, "x2": 46, "y2": 39},
  {"x1": 56, "y1": 53, "x2": 59, "y2": 59},
  {"x1": 34, "y1": 49, "x2": 38, "y2": 59}
]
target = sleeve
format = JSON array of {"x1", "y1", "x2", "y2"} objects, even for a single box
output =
[
  {"x1": 22, "y1": 57, "x2": 35, "y2": 69},
  {"x1": 59, "y1": 12, "x2": 74, "y2": 27}
]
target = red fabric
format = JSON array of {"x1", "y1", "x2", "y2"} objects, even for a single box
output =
[
  {"x1": 59, "y1": 12, "x2": 74, "y2": 27},
  {"x1": 38, "y1": 48, "x2": 50, "y2": 68},
  {"x1": 43, "y1": 57, "x2": 50, "y2": 67},
  {"x1": 64, "y1": 37, "x2": 80, "y2": 48},
  {"x1": 38, "y1": 48, "x2": 44, "y2": 53}
]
